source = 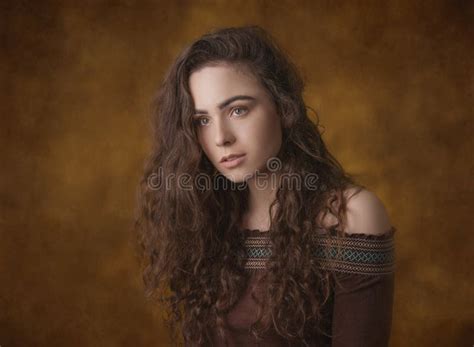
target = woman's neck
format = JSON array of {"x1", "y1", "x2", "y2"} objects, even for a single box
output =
[{"x1": 242, "y1": 173, "x2": 281, "y2": 231}]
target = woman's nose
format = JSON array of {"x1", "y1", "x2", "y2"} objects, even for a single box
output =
[{"x1": 215, "y1": 118, "x2": 235, "y2": 147}]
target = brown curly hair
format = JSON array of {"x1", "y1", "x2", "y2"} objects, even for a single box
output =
[{"x1": 134, "y1": 25, "x2": 364, "y2": 346}]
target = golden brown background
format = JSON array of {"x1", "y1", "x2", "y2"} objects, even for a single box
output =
[{"x1": 1, "y1": 1, "x2": 472, "y2": 346}]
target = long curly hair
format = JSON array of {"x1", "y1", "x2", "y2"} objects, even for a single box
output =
[{"x1": 134, "y1": 25, "x2": 364, "y2": 346}]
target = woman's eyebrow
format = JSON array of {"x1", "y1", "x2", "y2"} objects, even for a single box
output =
[{"x1": 193, "y1": 95, "x2": 256, "y2": 115}]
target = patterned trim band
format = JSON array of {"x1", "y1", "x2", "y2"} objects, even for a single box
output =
[{"x1": 244, "y1": 231, "x2": 395, "y2": 275}]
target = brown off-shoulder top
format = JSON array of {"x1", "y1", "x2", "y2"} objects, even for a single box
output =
[{"x1": 209, "y1": 226, "x2": 397, "y2": 347}]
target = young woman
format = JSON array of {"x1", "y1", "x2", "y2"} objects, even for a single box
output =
[{"x1": 135, "y1": 25, "x2": 396, "y2": 347}]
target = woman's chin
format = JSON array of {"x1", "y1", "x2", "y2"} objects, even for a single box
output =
[{"x1": 221, "y1": 170, "x2": 254, "y2": 185}]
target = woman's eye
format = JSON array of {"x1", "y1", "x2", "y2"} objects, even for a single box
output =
[
  {"x1": 193, "y1": 117, "x2": 209, "y2": 127},
  {"x1": 193, "y1": 107, "x2": 247, "y2": 127},
  {"x1": 232, "y1": 106, "x2": 248, "y2": 117}
]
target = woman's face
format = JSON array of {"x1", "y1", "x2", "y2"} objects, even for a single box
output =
[{"x1": 189, "y1": 63, "x2": 282, "y2": 183}]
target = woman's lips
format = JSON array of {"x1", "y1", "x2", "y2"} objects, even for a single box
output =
[{"x1": 220, "y1": 154, "x2": 246, "y2": 169}]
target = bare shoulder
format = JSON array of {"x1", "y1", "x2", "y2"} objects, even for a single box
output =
[
  {"x1": 343, "y1": 187, "x2": 393, "y2": 235},
  {"x1": 316, "y1": 186, "x2": 393, "y2": 236}
]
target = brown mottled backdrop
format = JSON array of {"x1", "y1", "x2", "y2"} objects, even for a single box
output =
[{"x1": 1, "y1": 1, "x2": 472, "y2": 346}]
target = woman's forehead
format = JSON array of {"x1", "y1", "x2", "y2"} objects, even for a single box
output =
[
  {"x1": 190, "y1": 63, "x2": 258, "y2": 87},
  {"x1": 189, "y1": 64, "x2": 264, "y2": 106},
  {"x1": 193, "y1": 60, "x2": 255, "y2": 77}
]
